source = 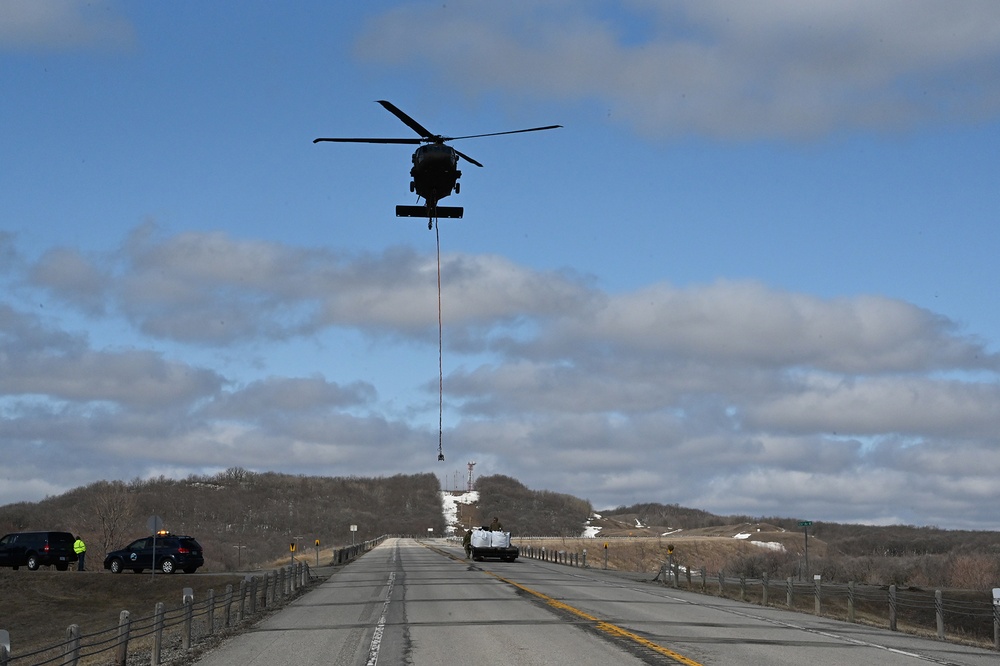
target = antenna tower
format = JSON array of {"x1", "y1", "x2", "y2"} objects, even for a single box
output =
[{"x1": 467, "y1": 461, "x2": 476, "y2": 492}]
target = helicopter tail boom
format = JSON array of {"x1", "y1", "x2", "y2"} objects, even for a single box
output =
[{"x1": 396, "y1": 205, "x2": 463, "y2": 219}]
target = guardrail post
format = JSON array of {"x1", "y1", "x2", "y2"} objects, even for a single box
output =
[
  {"x1": 115, "y1": 610, "x2": 130, "y2": 666},
  {"x1": 224, "y1": 584, "x2": 234, "y2": 627},
  {"x1": 63, "y1": 624, "x2": 80, "y2": 665},
  {"x1": 277, "y1": 568, "x2": 285, "y2": 600},
  {"x1": 814, "y1": 576, "x2": 821, "y2": 614},
  {"x1": 182, "y1": 588, "x2": 194, "y2": 651},
  {"x1": 207, "y1": 589, "x2": 216, "y2": 636},
  {"x1": 935, "y1": 589, "x2": 944, "y2": 639},
  {"x1": 700, "y1": 567, "x2": 706, "y2": 592},
  {"x1": 249, "y1": 577, "x2": 258, "y2": 616},
  {"x1": 739, "y1": 575, "x2": 746, "y2": 601},
  {"x1": 889, "y1": 584, "x2": 898, "y2": 632},
  {"x1": 718, "y1": 570, "x2": 724, "y2": 595},
  {"x1": 786, "y1": 577, "x2": 793, "y2": 607},
  {"x1": 239, "y1": 578, "x2": 249, "y2": 622},
  {"x1": 762, "y1": 574, "x2": 769, "y2": 606},
  {"x1": 152, "y1": 602, "x2": 165, "y2": 666},
  {"x1": 848, "y1": 581, "x2": 855, "y2": 623}
]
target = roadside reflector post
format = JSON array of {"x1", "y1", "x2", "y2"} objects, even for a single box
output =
[{"x1": 992, "y1": 588, "x2": 1000, "y2": 649}]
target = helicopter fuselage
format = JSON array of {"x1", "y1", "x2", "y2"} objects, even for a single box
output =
[{"x1": 410, "y1": 144, "x2": 462, "y2": 207}]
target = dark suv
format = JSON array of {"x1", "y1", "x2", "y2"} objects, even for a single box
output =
[
  {"x1": 0, "y1": 531, "x2": 78, "y2": 571},
  {"x1": 104, "y1": 533, "x2": 204, "y2": 574}
]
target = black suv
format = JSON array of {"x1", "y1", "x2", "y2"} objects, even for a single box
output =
[
  {"x1": 0, "y1": 531, "x2": 78, "y2": 571},
  {"x1": 103, "y1": 533, "x2": 205, "y2": 574}
]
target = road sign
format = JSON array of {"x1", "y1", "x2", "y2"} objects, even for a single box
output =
[{"x1": 798, "y1": 521, "x2": 813, "y2": 527}]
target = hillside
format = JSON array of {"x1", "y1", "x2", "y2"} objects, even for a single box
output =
[
  {"x1": 0, "y1": 469, "x2": 446, "y2": 570},
  {"x1": 4, "y1": 470, "x2": 1000, "y2": 589}
]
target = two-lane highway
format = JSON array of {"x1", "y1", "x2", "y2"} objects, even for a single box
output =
[{"x1": 194, "y1": 538, "x2": 1000, "y2": 665}]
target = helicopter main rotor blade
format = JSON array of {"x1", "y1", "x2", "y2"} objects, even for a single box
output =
[
  {"x1": 446, "y1": 125, "x2": 562, "y2": 141},
  {"x1": 377, "y1": 100, "x2": 438, "y2": 140},
  {"x1": 454, "y1": 150, "x2": 484, "y2": 168},
  {"x1": 312, "y1": 137, "x2": 423, "y2": 144}
]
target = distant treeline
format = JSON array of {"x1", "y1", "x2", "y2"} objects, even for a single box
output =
[
  {"x1": 0, "y1": 469, "x2": 445, "y2": 570},
  {"x1": 610, "y1": 501, "x2": 1000, "y2": 558},
  {"x1": 474, "y1": 474, "x2": 592, "y2": 537}
]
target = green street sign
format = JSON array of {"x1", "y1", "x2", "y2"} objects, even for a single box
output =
[{"x1": 798, "y1": 521, "x2": 813, "y2": 527}]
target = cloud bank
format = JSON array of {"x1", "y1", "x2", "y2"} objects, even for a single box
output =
[
  {"x1": 356, "y1": 1, "x2": 1000, "y2": 139},
  {"x1": 3, "y1": 226, "x2": 999, "y2": 528}
]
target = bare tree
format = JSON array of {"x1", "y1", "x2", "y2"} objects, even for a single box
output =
[{"x1": 89, "y1": 480, "x2": 139, "y2": 559}]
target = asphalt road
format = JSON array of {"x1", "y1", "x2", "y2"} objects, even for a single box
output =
[{"x1": 193, "y1": 538, "x2": 1000, "y2": 665}]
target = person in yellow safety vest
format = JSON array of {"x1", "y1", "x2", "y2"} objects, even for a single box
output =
[{"x1": 73, "y1": 535, "x2": 87, "y2": 571}]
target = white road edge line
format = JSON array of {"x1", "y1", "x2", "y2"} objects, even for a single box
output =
[{"x1": 366, "y1": 571, "x2": 396, "y2": 666}]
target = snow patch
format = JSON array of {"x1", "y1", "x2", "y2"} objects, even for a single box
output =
[
  {"x1": 734, "y1": 533, "x2": 751, "y2": 539},
  {"x1": 751, "y1": 541, "x2": 786, "y2": 552},
  {"x1": 440, "y1": 490, "x2": 479, "y2": 535}
]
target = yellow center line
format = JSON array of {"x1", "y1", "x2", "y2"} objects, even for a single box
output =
[
  {"x1": 483, "y1": 569, "x2": 704, "y2": 666},
  {"x1": 421, "y1": 541, "x2": 703, "y2": 665}
]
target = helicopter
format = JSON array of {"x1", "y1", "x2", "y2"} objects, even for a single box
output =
[{"x1": 314, "y1": 100, "x2": 561, "y2": 228}]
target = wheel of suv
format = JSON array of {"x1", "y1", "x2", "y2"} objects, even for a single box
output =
[
  {"x1": 160, "y1": 558, "x2": 176, "y2": 574},
  {"x1": 26, "y1": 554, "x2": 40, "y2": 570},
  {"x1": 109, "y1": 558, "x2": 124, "y2": 574}
]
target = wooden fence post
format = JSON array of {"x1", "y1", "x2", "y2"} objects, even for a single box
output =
[
  {"x1": 889, "y1": 584, "x2": 898, "y2": 632},
  {"x1": 152, "y1": 602, "x2": 165, "y2": 666},
  {"x1": 115, "y1": 610, "x2": 130, "y2": 666},
  {"x1": 63, "y1": 624, "x2": 80, "y2": 666},
  {"x1": 740, "y1": 576, "x2": 746, "y2": 601},
  {"x1": 786, "y1": 577, "x2": 793, "y2": 607},
  {"x1": 762, "y1": 574, "x2": 769, "y2": 607},
  {"x1": 718, "y1": 571, "x2": 724, "y2": 595}
]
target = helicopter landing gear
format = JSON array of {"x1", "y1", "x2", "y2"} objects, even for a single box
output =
[
  {"x1": 454, "y1": 182, "x2": 460, "y2": 194},
  {"x1": 410, "y1": 181, "x2": 415, "y2": 193},
  {"x1": 428, "y1": 219, "x2": 433, "y2": 230}
]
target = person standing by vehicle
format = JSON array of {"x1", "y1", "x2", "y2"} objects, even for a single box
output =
[
  {"x1": 489, "y1": 516, "x2": 503, "y2": 531},
  {"x1": 73, "y1": 535, "x2": 86, "y2": 571}
]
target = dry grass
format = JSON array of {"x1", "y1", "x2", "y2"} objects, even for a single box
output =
[{"x1": 0, "y1": 568, "x2": 245, "y2": 663}]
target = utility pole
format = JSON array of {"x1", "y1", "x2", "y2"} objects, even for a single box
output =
[{"x1": 467, "y1": 461, "x2": 476, "y2": 492}]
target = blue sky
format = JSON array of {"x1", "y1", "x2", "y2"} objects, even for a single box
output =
[{"x1": 3, "y1": 1, "x2": 1000, "y2": 529}]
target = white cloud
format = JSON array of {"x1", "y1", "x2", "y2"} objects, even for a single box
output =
[
  {"x1": 4, "y1": 227, "x2": 1000, "y2": 528},
  {"x1": 0, "y1": 0, "x2": 135, "y2": 52},
  {"x1": 356, "y1": 0, "x2": 1000, "y2": 139}
]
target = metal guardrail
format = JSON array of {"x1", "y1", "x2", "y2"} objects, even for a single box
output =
[{"x1": 519, "y1": 545, "x2": 1000, "y2": 651}]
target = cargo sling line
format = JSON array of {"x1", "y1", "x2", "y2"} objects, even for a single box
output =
[{"x1": 435, "y1": 216, "x2": 445, "y2": 462}]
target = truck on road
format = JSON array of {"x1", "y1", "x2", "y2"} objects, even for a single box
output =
[{"x1": 469, "y1": 529, "x2": 518, "y2": 562}]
